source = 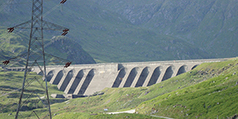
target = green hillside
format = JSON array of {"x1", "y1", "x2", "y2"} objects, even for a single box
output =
[
  {"x1": 0, "y1": 67, "x2": 67, "y2": 118},
  {"x1": 93, "y1": 0, "x2": 238, "y2": 59},
  {"x1": 54, "y1": 113, "x2": 160, "y2": 119},
  {"x1": 0, "y1": 28, "x2": 96, "y2": 66},
  {"x1": 1, "y1": 58, "x2": 237, "y2": 118},
  {"x1": 1, "y1": 0, "x2": 238, "y2": 118},
  {"x1": 0, "y1": 0, "x2": 219, "y2": 63},
  {"x1": 50, "y1": 58, "x2": 238, "y2": 118},
  {"x1": 136, "y1": 58, "x2": 238, "y2": 118}
]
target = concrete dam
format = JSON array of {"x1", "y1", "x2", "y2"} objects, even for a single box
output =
[{"x1": 31, "y1": 58, "x2": 226, "y2": 96}]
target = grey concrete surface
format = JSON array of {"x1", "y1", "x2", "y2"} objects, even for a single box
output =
[{"x1": 28, "y1": 58, "x2": 228, "y2": 96}]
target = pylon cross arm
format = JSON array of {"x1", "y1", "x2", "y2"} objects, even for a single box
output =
[
  {"x1": 7, "y1": 20, "x2": 32, "y2": 32},
  {"x1": 42, "y1": 21, "x2": 69, "y2": 35},
  {"x1": 8, "y1": 20, "x2": 69, "y2": 35}
]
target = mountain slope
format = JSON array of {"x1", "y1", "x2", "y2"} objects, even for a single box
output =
[
  {"x1": 92, "y1": 0, "x2": 238, "y2": 59},
  {"x1": 0, "y1": 0, "x2": 214, "y2": 63},
  {"x1": 136, "y1": 58, "x2": 238, "y2": 118},
  {"x1": 45, "y1": 36, "x2": 96, "y2": 64},
  {"x1": 0, "y1": 29, "x2": 96, "y2": 66},
  {"x1": 0, "y1": 57, "x2": 238, "y2": 118},
  {"x1": 48, "y1": 57, "x2": 238, "y2": 119}
]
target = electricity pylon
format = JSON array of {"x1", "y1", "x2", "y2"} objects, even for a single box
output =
[{"x1": 7, "y1": 0, "x2": 69, "y2": 119}]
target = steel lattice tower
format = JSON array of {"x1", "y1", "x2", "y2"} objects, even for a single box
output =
[{"x1": 6, "y1": 0, "x2": 69, "y2": 119}]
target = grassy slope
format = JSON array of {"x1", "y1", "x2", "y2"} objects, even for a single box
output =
[
  {"x1": 53, "y1": 58, "x2": 238, "y2": 119},
  {"x1": 0, "y1": 28, "x2": 96, "y2": 65},
  {"x1": 1, "y1": 58, "x2": 238, "y2": 118},
  {"x1": 0, "y1": 28, "x2": 27, "y2": 58},
  {"x1": 0, "y1": 68, "x2": 66, "y2": 119},
  {"x1": 54, "y1": 113, "x2": 160, "y2": 119},
  {"x1": 136, "y1": 58, "x2": 238, "y2": 118}
]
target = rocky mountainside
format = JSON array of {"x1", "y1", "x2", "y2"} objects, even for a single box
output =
[
  {"x1": 0, "y1": 29, "x2": 96, "y2": 66},
  {"x1": 92, "y1": 0, "x2": 238, "y2": 58},
  {"x1": 45, "y1": 36, "x2": 96, "y2": 64},
  {"x1": 0, "y1": 0, "x2": 237, "y2": 63}
]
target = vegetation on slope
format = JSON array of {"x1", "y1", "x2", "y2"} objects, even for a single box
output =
[
  {"x1": 93, "y1": 0, "x2": 238, "y2": 59},
  {"x1": 54, "y1": 113, "x2": 160, "y2": 119},
  {"x1": 136, "y1": 58, "x2": 238, "y2": 118},
  {"x1": 0, "y1": 28, "x2": 96, "y2": 66},
  {"x1": 0, "y1": 0, "x2": 215, "y2": 63},
  {"x1": 0, "y1": 67, "x2": 67, "y2": 119},
  {"x1": 1, "y1": 58, "x2": 238, "y2": 118},
  {"x1": 50, "y1": 58, "x2": 238, "y2": 119},
  {"x1": 0, "y1": 27, "x2": 27, "y2": 62}
]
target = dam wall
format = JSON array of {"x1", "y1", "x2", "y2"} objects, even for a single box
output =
[{"x1": 27, "y1": 58, "x2": 227, "y2": 96}]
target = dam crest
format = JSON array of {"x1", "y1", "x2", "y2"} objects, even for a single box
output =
[{"x1": 24, "y1": 58, "x2": 227, "y2": 96}]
